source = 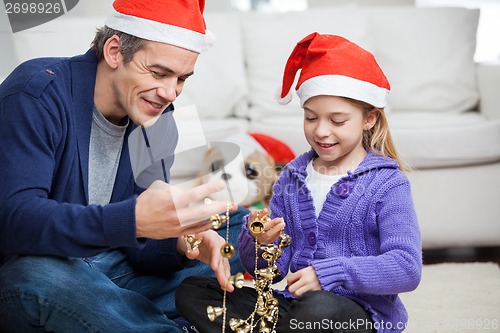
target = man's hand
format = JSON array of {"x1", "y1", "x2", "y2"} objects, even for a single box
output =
[
  {"x1": 135, "y1": 180, "x2": 237, "y2": 239},
  {"x1": 287, "y1": 266, "x2": 321, "y2": 297},
  {"x1": 178, "y1": 230, "x2": 235, "y2": 292}
]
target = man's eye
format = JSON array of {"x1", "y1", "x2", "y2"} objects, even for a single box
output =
[{"x1": 152, "y1": 71, "x2": 165, "y2": 78}]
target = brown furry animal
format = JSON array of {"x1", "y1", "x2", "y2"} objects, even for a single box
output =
[{"x1": 197, "y1": 140, "x2": 277, "y2": 209}]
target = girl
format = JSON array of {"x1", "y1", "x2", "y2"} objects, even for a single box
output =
[{"x1": 176, "y1": 33, "x2": 422, "y2": 333}]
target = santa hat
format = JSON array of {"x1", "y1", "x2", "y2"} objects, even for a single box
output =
[
  {"x1": 224, "y1": 133, "x2": 295, "y2": 166},
  {"x1": 277, "y1": 32, "x2": 390, "y2": 108},
  {"x1": 248, "y1": 133, "x2": 295, "y2": 166},
  {"x1": 105, "y1": 0, "x2": 213, "y2": 54}
]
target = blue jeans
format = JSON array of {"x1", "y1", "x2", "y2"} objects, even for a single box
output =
[{"x1": 0, "y1": 207, "x2": 248, "y2": 333}]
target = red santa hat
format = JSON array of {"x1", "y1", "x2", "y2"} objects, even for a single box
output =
[
  {"x1": 105, "y1": 0, "x2": 212, "y2": 54},
  {"x1": 224, "y1": 133, "x2": 295, "y2": 166},
  {"x1": 277, "y1": 32, "x2": 390, "y2": 108},
  {"x1": 248, "y1": 133, "x2": 295, "y2": 166}
]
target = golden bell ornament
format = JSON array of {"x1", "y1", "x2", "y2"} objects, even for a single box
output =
[
  {"x1": 257, "y1": 267, "x2": 274, "y2": 279},
  {"x1": 250, "y1": 213, "x2": 271, "y2": 233},
  {"x1": 207, "y1": 306, "x2": 224, "y2": 321},
  {"x1": 215, "y1": 215, "x2": 291, "y2": 333},
  {"x1": 210, "y1": 213, "x2": 228, "y2": 229},
  {"x1": 185, "y1": 235, "x2": 202, "y2": 251},
  {"x1": 228, "y1": 272, "x2": 245, "y2": 288},
  {"x1": 235, "y1": 325, "x2": 251, "y2": 333},
  {"x1": 254, "y1": 278, "x2": 267, "y2": 291},
  {"x1": 256, "y1": 305, "x2": 267, "y2": 316},
  {"x1": 259, "y1": 320, "x2": 271, "y2": 333},
  {"x1": 262, "y1": 249, "x2": 281, "y2": 263},
  {"x1": 279, "y1": 233, "x2": 292, "y2": 247},
  {"x1": 266, "y1": 297, "x2": 279, "y2": 308},
  {"x1": 259, "y1": 244, "x2": 279, "y2": 254},
  {"x1": 229, "y1": 318, "x2": 246, "y2": 331},
  {"x1": 220, "y1": 243, "x2": 236, "y2": 259},
  {"x1": 250, "y1": 220, "x2": 265, "y2": 233},
  {"x1": 255, "y1": 296, "x2": 267, "y2": 316},
  {"x1": 265, "y1": 313, "x2": 277, "y2": 323}
]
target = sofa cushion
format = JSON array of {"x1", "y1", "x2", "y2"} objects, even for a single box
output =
[
  {"x1": 249, "y1": 111, "x2": 500, "y2": 169},
  {"x1": 365, "y1": 7, "x2": 480, "y2": 114},
  {"x1": 175, "y1": 12, "x2": 248, "y2": 119},
  {"x1": 12, "y1": 16, "x2": 105, "y2": 62},
  {"x1": 170, "y1": 105, "x2": 249, "y2": 180},
  {"x1": 388, "y1": 112, "x2": 500, "y2": 168},
  {"x1": 240, "y1": 6, "x2": 372, "y2": 120},
  {"x1": 248, "y1": 115, "x2": 309, "y2": 157}
]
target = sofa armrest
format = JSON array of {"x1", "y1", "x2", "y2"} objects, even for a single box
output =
[{"x1": 477, "y1": 61, "x2": 500, "y2": 119}]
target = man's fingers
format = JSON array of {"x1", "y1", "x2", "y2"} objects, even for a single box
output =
[
  {"x1": 215, "y1": 259, "x2": 234, "y2": 292},
  {"x1": 184, "y1": 247, "x2": 199, "y2": 260},
  {"x1": 177, "y1": 200, "x2": 236, "y2": 227},
  {"x1": 180, "y1": 220, "x2": 213, "y2": 236},
  {"x1": 186, "y1": 182, "x2": 226, "y2": 203}
]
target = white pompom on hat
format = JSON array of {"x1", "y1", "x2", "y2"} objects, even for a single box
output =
[
  {"x1": 276, "y1": 32, "x2": 390, "y2": 108},
  {"x1": 105, "y1": 0, "x2": 213, "y2": 54}
]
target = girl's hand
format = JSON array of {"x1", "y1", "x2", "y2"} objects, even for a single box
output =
[
  {"x1": 247, "y1": 208, "x2": 286, "y2": 244},
  {"x1": 287, "y1": 266, "x2": 321, "y2": 297}
]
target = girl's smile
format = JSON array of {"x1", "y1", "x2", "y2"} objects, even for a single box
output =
[{"x1": 314, "y1": 141, "x2": 339, "y2": 150}]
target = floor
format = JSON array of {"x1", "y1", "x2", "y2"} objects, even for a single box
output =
[{"x1": 423, "y1": 246, "x2": 500, "y2": 266}]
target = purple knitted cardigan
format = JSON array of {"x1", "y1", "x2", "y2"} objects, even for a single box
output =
[{"x1": 238, "y1": 150, "x2": 422, "y2": 332}]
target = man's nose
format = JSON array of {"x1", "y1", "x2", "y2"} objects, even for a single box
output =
[{"x1": 156, "y1": 78, "x2": 178, "y2": 102}]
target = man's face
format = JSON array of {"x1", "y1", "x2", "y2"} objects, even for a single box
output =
[{"x1": 110, "y1": 40, "x2": 198, "y2": 127}]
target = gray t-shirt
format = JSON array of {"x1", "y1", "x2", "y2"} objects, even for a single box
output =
[{"x1": 88, "y1": 106, "x2": 128, "y2": 205}]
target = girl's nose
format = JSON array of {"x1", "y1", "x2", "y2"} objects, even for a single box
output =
[{"x1": 315, "y1": 120, "x2": 332, "y2": 138}]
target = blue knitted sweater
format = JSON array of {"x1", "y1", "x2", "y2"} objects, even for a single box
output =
[
  {"x1": 0, "y1": 51, "x2": 194, "y2": 274},
  {"x1": 238, "y1": 150, "x2": 422, "y2": 332}
]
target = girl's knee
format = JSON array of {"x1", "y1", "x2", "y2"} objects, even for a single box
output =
[{"x1": 290, "y1": 291, "x2": 370, "y2": 323}]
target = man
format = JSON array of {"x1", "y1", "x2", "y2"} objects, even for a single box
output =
[{"x1": 0, "y1": 0, "x2": 246, "y2": 332}]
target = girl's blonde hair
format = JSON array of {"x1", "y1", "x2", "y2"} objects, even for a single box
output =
[{"x1": 345, "y1": 97, "x2": 408, "y2": 172}]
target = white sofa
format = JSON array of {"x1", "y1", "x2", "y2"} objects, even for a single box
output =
[{"x1": 3, "y1": 5, "x2": 500, "y2": 249}]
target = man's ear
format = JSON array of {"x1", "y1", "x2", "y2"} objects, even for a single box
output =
[
  {"x1": 364, "y1": 108, "x2": 380, "y2": 130},
  {"x1": 102, "y1": 35, "x2": 121, "y2": 69}
]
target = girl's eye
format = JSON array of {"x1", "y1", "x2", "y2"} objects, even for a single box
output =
[
  {"x1": 305, "y1": 117, "x2": 317, "y2": 121},
  {"x1": 332, "y1": 120, "x2": 347, "y2": 125}
]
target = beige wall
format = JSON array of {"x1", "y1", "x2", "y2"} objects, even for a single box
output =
[
  {"x1": 308, "y1": 0, "x2": 415, "y2": 6},
  {"x1": 70, "y1": 0, "x2": 233, "y2": 15}
]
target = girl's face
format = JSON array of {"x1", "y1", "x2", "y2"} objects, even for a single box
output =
[{"x1": 303, "y1": 95, "x2": 377, "y2": 174}]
